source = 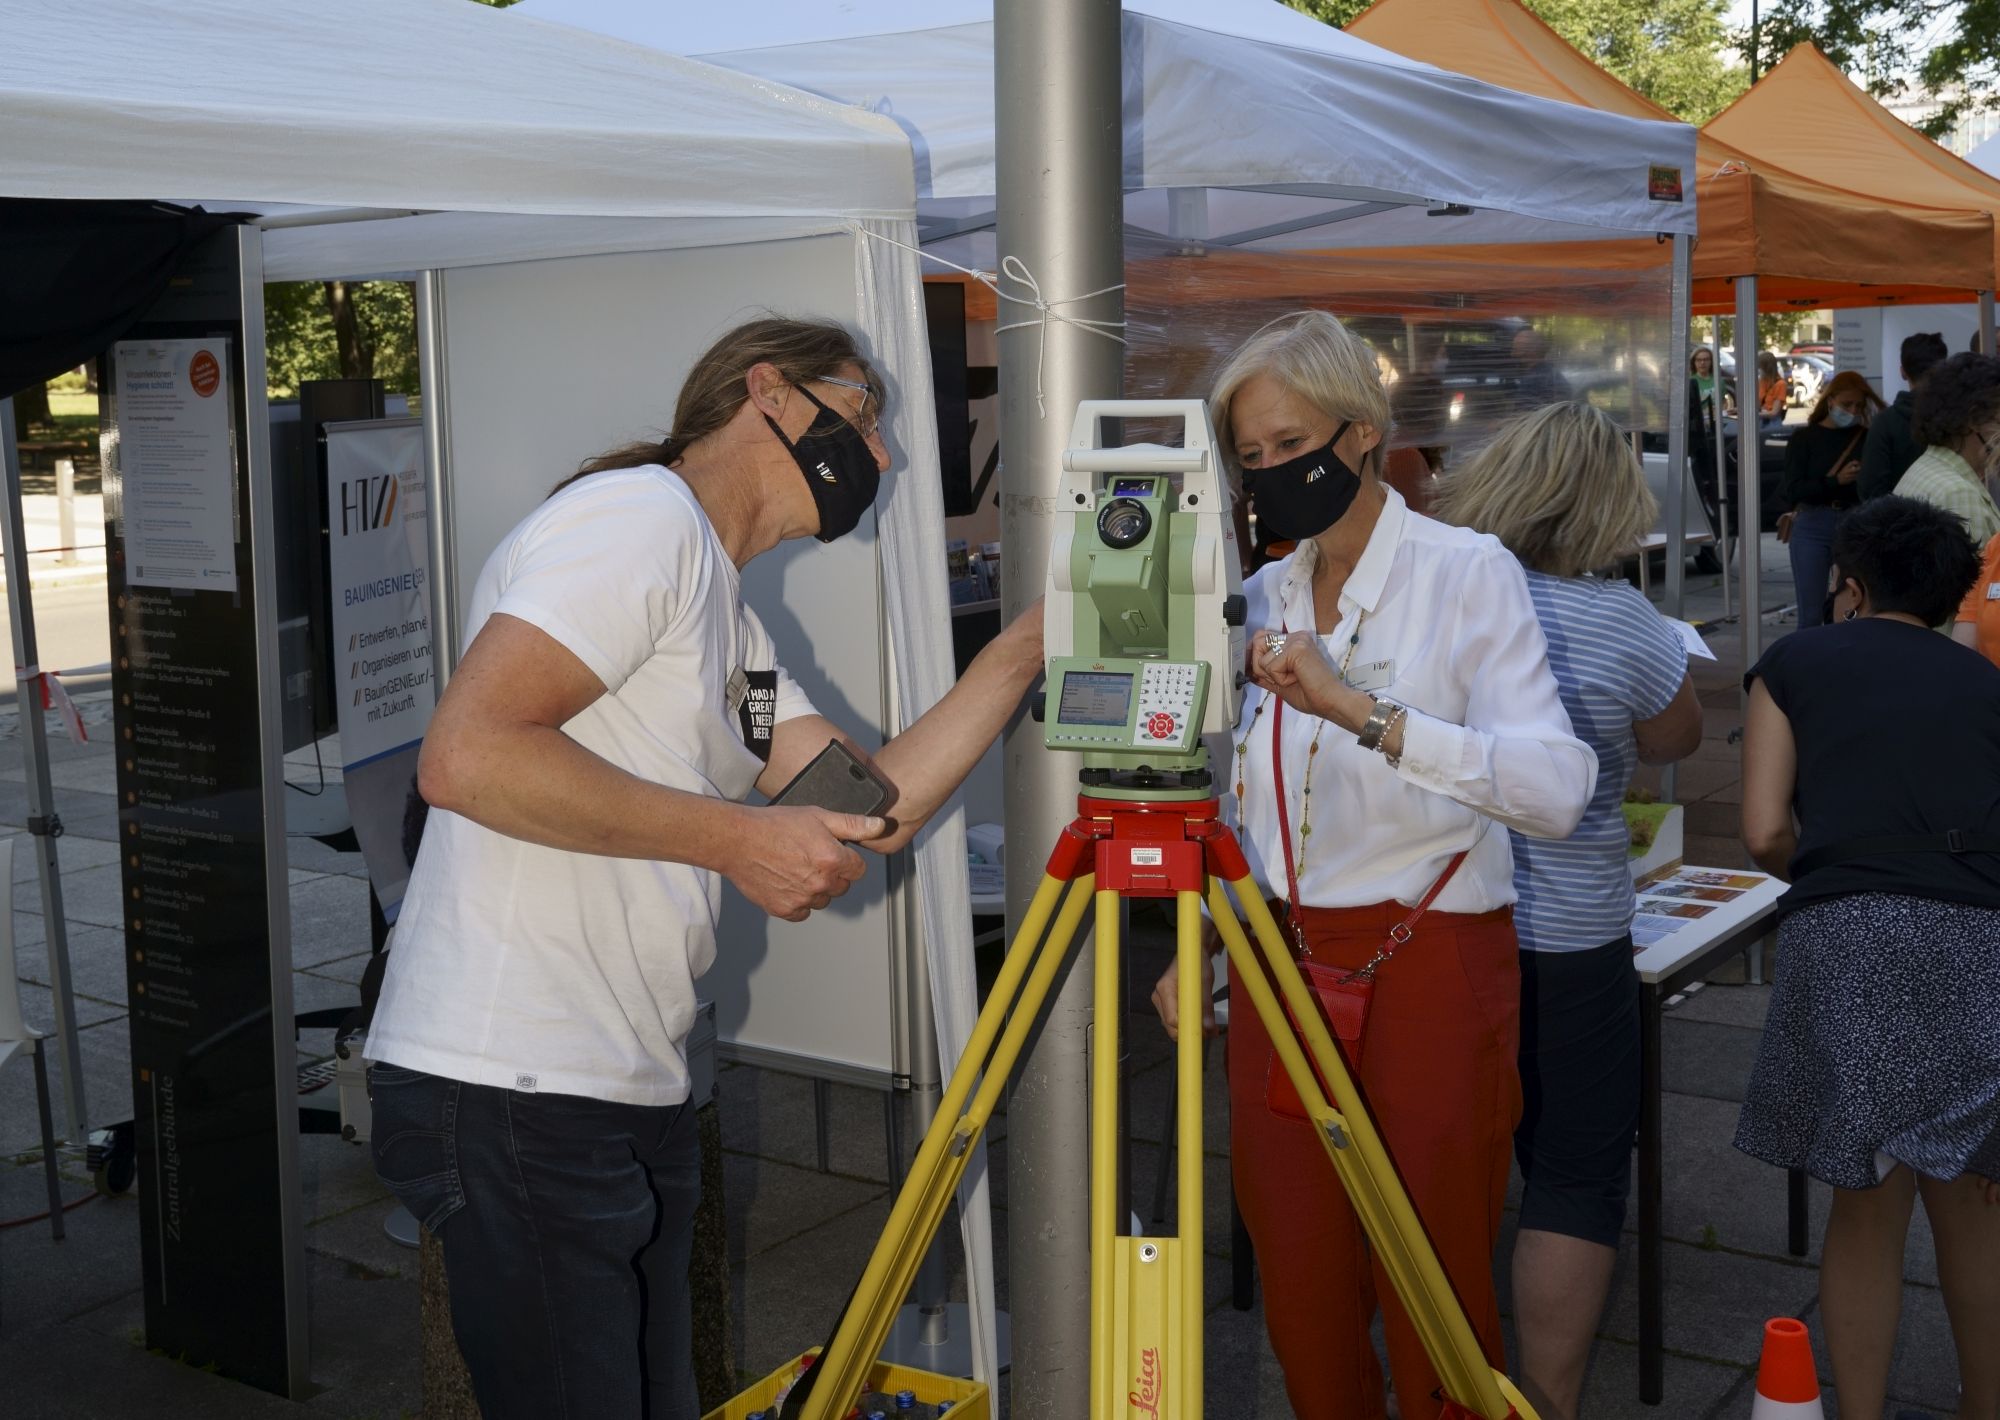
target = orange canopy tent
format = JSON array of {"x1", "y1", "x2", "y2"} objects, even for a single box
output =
[
  {"x1": 1706, "y1": 42, "x2": 2000, "y2": 334},
  {"x1": 1345, "y1": 0, "x2": 1996, "y2": 313}
]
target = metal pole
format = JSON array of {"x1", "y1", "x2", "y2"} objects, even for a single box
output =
[
  {"x1": 1735, "y1": 279, "x2": 1764, "y2": 682},
  {"x1": 1663, "y1": 235, "x2": 1692, "y2": 806},
  {"x1": 414, "y1": 272, "x2": 460, "y2": 684},
  {"x1": 56, "y1": 458, "x2": 76, "y2": 567},
  {"x1": 1666, "y1": 236, "x2": 1691, "y2": 622},
  {"x1": 1982, "y1": 290, "x2": 1997, "y2": 357},
  {"x1": 0, "y1": 395, "x2": 88, "y2": 1141},
  {"x1": 1712, "y1": 324, "x2": 1731, "y2": 621},
  {"x1": 996, "y1": 3, "x2": 1125, "y2": 1415}
]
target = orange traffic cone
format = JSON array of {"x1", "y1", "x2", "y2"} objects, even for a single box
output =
[{"x1": 1751, "y1": 1318, "x2": 1825, "y2": 1418}]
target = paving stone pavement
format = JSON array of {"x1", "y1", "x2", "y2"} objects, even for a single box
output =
[{"x1": 0, "y1": 540, "x2": 1971, "y2": 1417}]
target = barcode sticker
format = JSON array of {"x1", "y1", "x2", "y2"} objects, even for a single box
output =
[{"x1": 1131, "y1": 848, "x2": 1164, "y2": 866}]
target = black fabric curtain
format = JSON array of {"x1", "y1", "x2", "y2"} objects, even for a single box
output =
[{"x1": 0, "y1": 199, "x2": 245, "y2": 400}]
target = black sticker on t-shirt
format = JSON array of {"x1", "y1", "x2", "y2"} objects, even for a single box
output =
[{"x1": 737, "y1": 669, "x2": 778, "y2": 762}]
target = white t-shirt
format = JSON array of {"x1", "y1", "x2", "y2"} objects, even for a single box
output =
[{"x1": 367, "y1": 467, "x2": 816, "y2": 1106}]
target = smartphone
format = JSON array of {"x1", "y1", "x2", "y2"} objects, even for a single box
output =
[{"x1": 769, "y1": 739, "x2": 893, "y2": 817}]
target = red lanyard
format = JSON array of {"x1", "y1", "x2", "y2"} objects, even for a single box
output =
[{"x1": 1263, "y1": 674, "x2": 1466, "y2": 965}]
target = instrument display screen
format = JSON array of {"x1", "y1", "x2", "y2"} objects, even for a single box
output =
[
  {"x1": 1110, "y1": 477, "x2": 1158, "y2": 497},
  {"x1": 1057, "y1": 671, "x2": 1134, "y2": 727}
]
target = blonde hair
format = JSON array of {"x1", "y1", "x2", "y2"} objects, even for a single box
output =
[
  {"x1": 1209, "y1": 311, "x2": 1392, "y2": 481},
  {"x1": 1431, "y1": 402, "x2": 1656, "y2": 578}
]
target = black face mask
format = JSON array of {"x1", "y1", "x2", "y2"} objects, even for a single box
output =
[
  {"x1": 1247, "y1": 421, "x2": 1363, "y2": 542},
  {"x1": 767, "y1": 387, "x2": 881, "y2": 543}
]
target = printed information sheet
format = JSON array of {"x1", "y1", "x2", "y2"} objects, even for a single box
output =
[{"x1": 112, "y1": 338, "x2": 239, "y2": 593}]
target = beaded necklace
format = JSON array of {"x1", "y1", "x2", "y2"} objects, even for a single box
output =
[{"x1": 1232, "y1": 607, "x2": 1367, "y2": 883}]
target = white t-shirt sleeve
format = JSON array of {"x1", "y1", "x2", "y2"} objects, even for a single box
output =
[
  {"x1": 490, "y1": 481, "x2": 695, "y2": 697},
  {"x1": 741, "y1": 602, "x2": 818, "y2": 725}
]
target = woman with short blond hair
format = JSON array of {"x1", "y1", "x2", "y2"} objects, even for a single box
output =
[
  {"x1": 1435, "y1": 401, "x2": 1701, "y2": 1420},
  {"x1": 1151, "y1": 312, "x2": 1595, "y2": 1420}
]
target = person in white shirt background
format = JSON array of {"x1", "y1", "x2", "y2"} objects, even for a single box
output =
[
  {"x1": 1434, "y1": 402, "x2": 1702, "y2": 1420},
  {"x1": 1151, "y1": 310, "x2": 1595, "y2": 1420},
  {"x1": 364, "y1": 317, "x2": 1043, "y2": 1420}
]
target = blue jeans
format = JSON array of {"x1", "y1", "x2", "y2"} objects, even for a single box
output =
[
  {"x1": 367, "y1": 1064, "x2": 701, "y2": 1420},
  {"x1": 1788, "y1": 503, "x2": 1844, "y2": 629}
]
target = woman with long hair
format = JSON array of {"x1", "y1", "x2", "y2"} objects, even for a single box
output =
[
  {"x1": 1779, "y1": 370, "x2": 1883, "y2": 628},
  {"x1": 1151, "y1": 312, "x2": 1595, "y2": 1420}
]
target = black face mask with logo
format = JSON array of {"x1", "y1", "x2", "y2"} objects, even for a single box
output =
[
  {"x1": 766, "y1": 387, "x2": 881, "y2": 543},
  {"x1": 1246, "y1": 420, "x2": 1363, "y2": 543}
]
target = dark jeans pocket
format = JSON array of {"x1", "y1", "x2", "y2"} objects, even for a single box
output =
[{"x1": 368, "y1": 1065, "x2": 466, "y2": 1233}]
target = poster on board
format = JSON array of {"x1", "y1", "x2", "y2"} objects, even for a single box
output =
[
  {"x1": 111, "y1": 337, "x2": 240, "y2": 593},
  {"x1": 323, "y1": 418, "x2": 434, "y2": 919}
]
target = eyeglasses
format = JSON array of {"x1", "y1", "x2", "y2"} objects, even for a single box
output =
[{"x1": 812, "y1": 375, "x2": 882, "y2": 440}]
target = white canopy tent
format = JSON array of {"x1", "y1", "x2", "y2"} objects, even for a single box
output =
[
  {"x1": 1, "y1": 0, "x2": 1000, "y2": 1394},
  {"x1": 524, "y1": 0, "x2": 1699, "y2": 259}
]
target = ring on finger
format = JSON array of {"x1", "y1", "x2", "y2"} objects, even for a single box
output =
[{"x1": 1263, "y1": 632, "x2": 1287, "y2": 657}]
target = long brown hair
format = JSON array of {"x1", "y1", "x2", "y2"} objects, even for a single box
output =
[
  {"x1": 553, "y1": 316, "x2": 884, "y2": 495},
  {"x1": 1808, "y1": 369, "x2": 1884, "y2": 428}
]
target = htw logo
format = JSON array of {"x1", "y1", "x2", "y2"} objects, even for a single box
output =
[{"x1": 341, "y1": 475, "x2": 398, "y2": 534}]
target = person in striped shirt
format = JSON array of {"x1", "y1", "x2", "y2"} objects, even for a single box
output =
[{"x1": 1435, "y1": 402, "x2": 1702, "y2": 1420}]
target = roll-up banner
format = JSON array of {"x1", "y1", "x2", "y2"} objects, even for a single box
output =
[{"x1": 322, "y1": 418, "x2": 434, "y2": 920}]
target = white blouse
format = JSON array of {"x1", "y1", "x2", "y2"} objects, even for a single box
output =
[{"x1": 1225, "y1": 487, "x2": 1597, "y2": 915}]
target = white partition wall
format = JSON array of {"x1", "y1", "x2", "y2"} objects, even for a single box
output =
[{"x1": 438, "y1": 235, "x2": 900, "y2": 1085}]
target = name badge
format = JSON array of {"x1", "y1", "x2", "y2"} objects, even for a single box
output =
[
  {"x1": 1347, "y1": 659, "x2": 1396, "y2": 694},
  {"x1": 1985, "y1": 582, "x2": 2000, "y2": 602}
]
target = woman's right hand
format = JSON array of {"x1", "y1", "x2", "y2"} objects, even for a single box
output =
[
  {"x1": 1151, "y1": 923, "x2": 1222, "y2": 1040},
  {"x1": 1835, "y1": 459, "x2": 1862, "y2": 485}
]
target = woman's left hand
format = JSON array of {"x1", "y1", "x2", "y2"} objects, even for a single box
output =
[{"x1": 1250, "y1": 629, "x2": 1347, "y2": 720}]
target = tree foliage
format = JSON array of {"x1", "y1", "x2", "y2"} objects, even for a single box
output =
[
  {"x1": 1757, "y1": 0, "x2": 1999, "y2": 139},
  {"x1": 1284, "y1": 0, "x2": 1748, "y2": 122},
  {"x1": 264, "y1": 281, "x2": 420, "y2": 398}
]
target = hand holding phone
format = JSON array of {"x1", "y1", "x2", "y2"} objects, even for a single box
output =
[{"x1": 770, "y1": 739, "x2": 893, "y2": 817}]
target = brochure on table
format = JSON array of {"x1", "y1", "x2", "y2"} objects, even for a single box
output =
[{"x1": 1630, "y1": 864, "x2": 1786, "y2": 980}]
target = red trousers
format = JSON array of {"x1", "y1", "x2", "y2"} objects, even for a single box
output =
[{"x1": 1227, "y1": 901, "x2": 1523, "y2": 1420}]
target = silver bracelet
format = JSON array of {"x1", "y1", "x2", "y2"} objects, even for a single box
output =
[
  {"x1": 1356, "y1": 697, "x2": 1398, "y2": 753},
  {"x1": 1382, "y1": 704, "x2": 1409, "y2": 768}
]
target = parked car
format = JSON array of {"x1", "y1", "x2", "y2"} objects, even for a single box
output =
[
  {"x1": 1790, "y1": 341, "x2": 1833, "y2": 359},
  {"x1": 1781, "y1": 353, "x2": 1832, "y2": 408}
]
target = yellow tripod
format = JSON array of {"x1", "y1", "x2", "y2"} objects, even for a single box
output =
[{"x1": 779, "y1": 794, "x2": 1536, "y2": 1420}]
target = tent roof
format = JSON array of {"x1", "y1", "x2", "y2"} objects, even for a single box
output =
[
  {"x1": 1706, "y1": 43, "x2": 2000, "y2": 275},
  {"x1": 524, "y1": 0, "x2": 1697, "y2": 250},
  {"x1": 0, "y1": 0, "x2": 917, "y2": 277},
  {"x1": 1347, "y1": 0, "x2": 1995, "y2": 309}
]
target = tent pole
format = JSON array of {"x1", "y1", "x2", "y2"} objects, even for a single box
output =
[
  {"x1": 1735, "y1": 278, "x2": 1763, "y2": 689},
  {"x1": 415, "y1": 272, "x2": 460, "y2": 685},
  {"x1": 995, "y1": 3, "x2": 1125, "y2": 1417},
  {"x1": 0, "y1": 395, "x2": 88, "y2": 1142},
  {"x1": 1982, "y1": 290, "x2": 1997, "y2": 357},
  {"x1": 1663, "y1": 235, "x2": 1692, "y2": 807},
  {"x1": 1712, "y1": 324, "x2": 1731, "y2": 621},
  {"x1": 1666, "y1": 236, "x2": 1691, "y2": 623}
]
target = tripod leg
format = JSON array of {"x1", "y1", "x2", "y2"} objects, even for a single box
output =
[
  {"x1": 1206, "y1": 877, "x2": 1530, "y2": 1420},
  {"x1": 1174, "y1": 890, "x2": 1206, "y2": 1404},
  {"x1": 798, "y1": 872, "x2": 1098, "y2": 1420},
  {"x1": 1091, "y1": 889, "x2": 1120, "y2": 1415}
]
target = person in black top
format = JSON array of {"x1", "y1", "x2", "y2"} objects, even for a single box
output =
[
  {"x1": 1738, "y1": 495, "x2": 2000, "y2": 1420},
  {"x1": 1779, "y1": 370, "x2": 1882, "y2": 628},
  {"x1": 1861, "y1": 331, "x2": 1950, "y2": 501}
]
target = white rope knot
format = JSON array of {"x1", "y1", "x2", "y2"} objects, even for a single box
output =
[{"x1": 862, "y1": 228, "x2": 1126, "y2": 418}]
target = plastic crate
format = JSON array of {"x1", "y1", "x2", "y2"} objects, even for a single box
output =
[{"x1": 705, "y1": 1349, "x2": 989, "y2": 1420}]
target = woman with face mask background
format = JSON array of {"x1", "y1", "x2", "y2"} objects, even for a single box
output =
[
  {"x1": 1148, "y1": 311, "x2": 1596, "y2": 1420},
  {"x1": 1779, "y1": 370, "x2": 1883, "y2": 628}
]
